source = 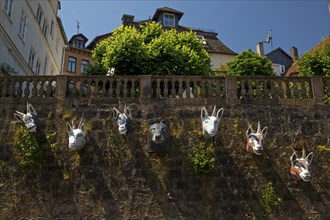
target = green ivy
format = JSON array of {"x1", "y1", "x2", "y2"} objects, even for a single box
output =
[
  {"x1": 46, "y1": 131, "x2": 57, "y2": 150},
  {"x1": 14, "y1": 125, "x2": 43, "y2": 168},
  {"x1": 260, "y1": 181, "x2": 281, "y2": 213},
  {"x1": 189, "y1": 142, "x2": 216, "y2": 175}
]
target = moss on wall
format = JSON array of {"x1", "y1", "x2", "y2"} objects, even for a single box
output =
[{"x1": 0, "y1": 101, "x2": 329, "y2": 219}]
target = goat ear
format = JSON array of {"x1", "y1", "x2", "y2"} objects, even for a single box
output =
[
  {"x1": 79, "y1": 122, "x2": 85, "y2": 131},
  {"x1": 201, "y1": 107, "x2": 208, "y2": 119},
  {"x1": 261, "y1": 126, "x2": 268, "y2": 137},
  {"x1": 113, "y1": 107, "x2": 120, "y2": 118},
  {"x1": 306, "y1": 152, "x2": 313, "y2": 164},
  {"x1": 14, "y1": 112, "x2": 23, "y2": 121},
  {"x1": 246, "y1": 127, "x2": 252, "y2": 138},
  {"x1": 216, "y1": 108, "x2": 224, "y2": 120},
  {"x1": 27, "y1": 103, "x2": 37, "y2": 115},
  {"x1": 66, "y1": 122, "x2": 72, "y2": 132},
  {"x1": 124, "y1": 106, "x2": 131, "y2": 118},
  {"x1": 290, "y1": 152, "x2": 297, "y2": 165}
]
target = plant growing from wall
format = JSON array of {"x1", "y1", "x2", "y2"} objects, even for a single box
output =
[
  {"x1": 13, "y1": 125, "x2": 43, "y2": 168},
  {"x1": 189, "y1": 142, "x2": 216, "y2": 175},
  {"x1": 260, "y1": 181, "x2": 281, "y2": 213}
]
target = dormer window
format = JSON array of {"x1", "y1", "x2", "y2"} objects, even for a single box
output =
[
  {"x1": 163, "y1": 13, "x2": 175, "y2": 27},
  {"x1": 74, "y1": 39, "x2": 85, "y2": 48}
]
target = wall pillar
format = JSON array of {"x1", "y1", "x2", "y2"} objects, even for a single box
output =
[
  {"x1": 225, "y1": 76, "x2": 238, "y2": 103},
  {"x1": 311, "y1": 77, "x2": 324, "y2": 103},
  {"x1": 56, "y1": 76, "x2": 68, "y2": 99},
  {"x1": 139, "y1": 75, "x2": 152, "y2": 100}
]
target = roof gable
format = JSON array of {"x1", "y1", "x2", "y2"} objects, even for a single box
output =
[
  {"x1": 152, "y1": 7, "x2": 184, "y2": 21},
  {"x1": 69, "y1": 33, "x2": 88, "y2": 44}
]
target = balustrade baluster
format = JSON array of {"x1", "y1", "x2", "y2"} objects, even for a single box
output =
[
  {"x1": 247, "y1": 79, "x2": 253, "y2": 97},
  {"x1": 300, "y1": 79, "x2": 307, "y2": 98}
]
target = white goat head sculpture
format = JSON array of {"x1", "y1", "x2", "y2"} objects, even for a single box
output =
[
  {"x1": 246, "y1": 121, "x2": 267, "y2": 155},
  {"x1": 14, "y1": 102, "x2": 39, "y2": 132},
  {"x1": 201, "y1": 106, "x2": 224, "y2": 138},
  {"x1": 113, "y1": 105, "x2": 130, "y2": 135},
  {"x1": 290, "y1": 148, "x2": 313, "y2": 182},
  {"x1": 67, "y1": 119, "x2": 86, "y2": 150}
]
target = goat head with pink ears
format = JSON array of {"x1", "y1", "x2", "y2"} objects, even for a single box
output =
[
  {"x1": 67, "y1": 119, "x2": 86, "y2": 150},
  {"x1": 201, "y1": 106, "x2": 224, "y2": 138},
  {"x1": 290, "y1": 148, "x2": 313, "y2": 182},
  {"x1": 246, "y1": 121, "x2": 267, "y2": 155}
]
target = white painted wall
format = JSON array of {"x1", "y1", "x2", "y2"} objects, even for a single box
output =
[
  {"x1": 0, "y1": 0, "x2": 66, "y2": 75},
  {"x1": 209, "y1": 53, "x2": 235, "y2": 70}
]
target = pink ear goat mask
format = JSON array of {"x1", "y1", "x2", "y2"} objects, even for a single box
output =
[
  {"x1": 246, "y1": 121, "x2": 267, "y2": 155},
  {"x1": 290, "y1": 147, "x2": 313, "y2": 182}
]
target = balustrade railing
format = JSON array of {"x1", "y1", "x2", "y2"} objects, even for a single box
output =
[
  {"x1": 237, "y1": 77, "x2": 312, "y2": 99},
  {"x1": 66, "y1": 76, "x2": 140, "y2": 98},
  {"x1": 0, "y1": 75, "x2": 329, "y2": 104},
  {"x1": 0, "y1": 76, "x2": 57, "y2": 98},
  {"x1": 151, "y1": 76, "x2": 225, "y2": 99}
]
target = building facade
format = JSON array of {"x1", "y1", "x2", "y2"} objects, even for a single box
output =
[
  {"x1": 88, "y1": 7, "x2": 237, "y2": 71},
  {"x1": 0, "y1": 0, "x2": 67, "y2": 75},
  {"x1": 63, "y1": 33, "x2": 93, "y2": 76}
]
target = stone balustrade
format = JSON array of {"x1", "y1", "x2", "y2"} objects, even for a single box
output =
[{"x1": 0, "y1": 75, "x2": 328, "y2": 104}]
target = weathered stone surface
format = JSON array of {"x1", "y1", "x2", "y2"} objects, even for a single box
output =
[{"x1": 0, "y1": 100, "x2": 329, "y2": 219}]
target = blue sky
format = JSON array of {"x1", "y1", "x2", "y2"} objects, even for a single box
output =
[{"x1": 58, "y1": 0, "x2": 330, "y2": 56}]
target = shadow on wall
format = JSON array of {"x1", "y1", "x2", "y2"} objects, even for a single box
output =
[{"x1": 0, "y1": 102, "x2": 329, "y2": 219}]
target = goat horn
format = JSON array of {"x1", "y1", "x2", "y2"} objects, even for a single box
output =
[
  {"x1": 78, "y1": 118, "x2": 83, "y2": 128},
  {"x1": 212, "y1": 106, "x2": 216, "y2": 116},
  {"x1": 257, "y1": 121, "x2": 261, "y2": 133},
  {"x1": 72, "y1": 120, "x2": 75, "y2": 129},
  {"x1": 302, "y1": 147, "x2": 306, "y2": 158}
]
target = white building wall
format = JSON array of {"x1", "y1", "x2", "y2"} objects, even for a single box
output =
[
  {"x1": 209, "y1": 53, "x2": 235, "y2": 70},
  {"x1": 0, "y1": 0, "x2": 66, "y2": 75}
]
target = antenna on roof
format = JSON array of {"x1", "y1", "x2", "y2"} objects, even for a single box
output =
[
  {"x1": 76, "y1": 20, "x2": 80, "y2": 34},
  {"x1": 263, "y1": 30, "x2": 273, "y2": 51}
]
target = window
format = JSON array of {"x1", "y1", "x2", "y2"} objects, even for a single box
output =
[
  {"x1": 36, "y1": 5, "x2": 43, "y2": 25},
  {"x1": 74, "y1": 39, "x2": 85, "y2": 48},
  {"x1": 18, "y1": 10, "x2": 28, "y2": 41},
  {"x1": 81, "y1": 60, "x2": 89, "y2": 74},
  {"x1": 42, "y1": 19, "x2": 48, "y2": 37},
  {"x1": 43, "y1": 57, "x2": 48, "y2": 75},
  {"x1": 4, "y1": 0, "x2": 14, "y2": 18},
  {"x1": 68, "y1": 56, "x2": 77, "y2": 72},
  {"x1": 35, "y1": 60, "x2": 41, "y2": 75},
  {"x1": 163, "y1": 13, "x2": 175, "y2": 27},
  {"x1": 28, "y1": 48, "x2": 36, "y2": 69},
  {"x1": 50, "y1": 20, "x2": 54, "y2": 38}
]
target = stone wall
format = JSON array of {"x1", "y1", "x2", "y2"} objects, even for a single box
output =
[{"x1": 0, "y1": 97, "x2": 329, "y2": 219}]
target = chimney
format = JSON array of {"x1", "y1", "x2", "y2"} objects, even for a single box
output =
[
  {"x1": 256, "y1": 42, "x2": 264, "y2": 56},
  {"x1": 290, "y1": 46, "x2": 299, "y2": 61},
  {"x1": 121, "y1": 14, "x2": 134, "y2": 26}
]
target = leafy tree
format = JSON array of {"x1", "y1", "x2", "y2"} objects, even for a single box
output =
[
  {"x1": 90, "y1": 22, "x2": 211, "y2": 76},
  {"x1": 298, "y1": 42, "x2": 330, "y2": 76},
  {"x1": 227, "y1": 49, "x2": 274, "y2": 76}
]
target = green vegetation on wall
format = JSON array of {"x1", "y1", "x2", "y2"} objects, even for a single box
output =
[{"x1": 13, "y1": 125, "x2": 43, "y2": 168}]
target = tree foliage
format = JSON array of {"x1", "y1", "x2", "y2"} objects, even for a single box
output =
[
  {"x1": 90, "y1": 22, "x2": 211, "y2": 75},
  {"x1": 298, "y1": 41, "x2": 330, "y2": 76},
  {"x1": 227, "y1": 49, "x2": 274, "y2": 76}
]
